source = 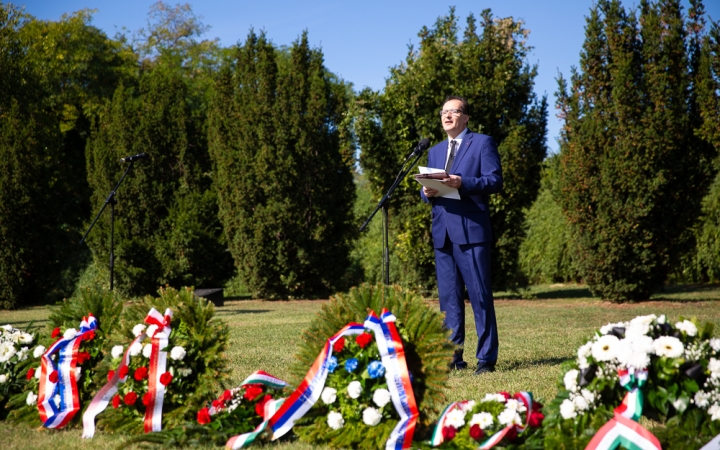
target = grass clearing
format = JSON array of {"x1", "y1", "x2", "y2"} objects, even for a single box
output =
[{"x1": 2, "y1": 283, "x2": 720, "y2": 449}]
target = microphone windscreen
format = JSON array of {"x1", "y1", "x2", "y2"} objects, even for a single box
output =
[{"x1": 418, "y1": 138, "x2": 431, "y2": 150}]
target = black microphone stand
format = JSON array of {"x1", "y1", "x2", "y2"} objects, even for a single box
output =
[
  {"x1": 359, "y1": 148, "x2": 426, "y2": 286},
  {"x1": 79, "y1": 160, "x2": 138, "y2": 291}
]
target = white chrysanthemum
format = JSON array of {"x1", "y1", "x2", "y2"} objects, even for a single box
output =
[
  {"x1": 33, "y1": 345, "x2": 46, "y2": 358},
  {"x1": 560, "y1": 399, "x2": 577, "y2": 419},
  {"x1": 63, "y1": 328, "x2": 78, "y2": 340},
  {"x1": 626, "y1": 314, "x2": 655, "y2": 338},
  {"x1": 7, "y1": 332, "x2": 21, "y2": 343},
  {"x1": 505, "y1": 398, "x2": 527, "y2": 413},
  {"x1": 675, "y1": 320, "x2": 697, "y2": 337},
  {"x1": 616, "y1": 342, "x2": 651, "y2": 369},
  {"x1": 0, "y1": 325, "x2": 11, "y2": 331},
  {"x1": 591, "y1": 335, "x2": 620, "y2": 361},
  {"x1": 498, "y1": 408, "x2": 522, "y2": 426},
  {"x1": 170, "y1": 346, "x2": 186, "y2": 361},
  {"x1": 177, "y1": 367, "x2": 192, "y2": 377},
  {"x1": 0, "y1": 341, "x2": 17, "y2": 363},
  {"x1": 470, "y1": 412, "x2": 494, "y2": 429},
  {"x1": 321, "y1": 387, "x2": 337, "y2": 405},
  {"x1": 132, "y1": 324, "x2": 146, "y2": 337},
  {"x1": 26, "y1": 391, "x2": 38, "y2": 406},
  {"x1": 709, "y1": 404, "x2": 720, "y2": 421},
  {"x1": 710, "y1": 338, "x2": 720, "y2": 352},
  {"x1": 564, "y1": 369, "x2": 579, "y2": 392},
  {"x1": 653, "y1": 336, "x2": 684, "y2": 358},
  {"x1": 129, "y1": 342, "x2": 143, "y2": 357},
  {"x1": 573, "y1": 395, "x2": 589, "y2": 411},
  {"x1": 581, "y1": 389, "x2": 596, "y2": 404},
  {"x1": 0, "y1": 374, "x2": 7, "y2": 383},
  {"x1": 146, "y1": 324, "x2": 159, "y2": 337},
  {"x1": 482, "y1": 393, "x2": 507, "y2": 403},
  {"x1": 695, "y1": 391, "x2": 711, "y2": 408},
  {"x1": 708, "y1": 358, "x2": 720, "y2": 376},
  {"x1": 362, "y1": 407, "x2": 383, "y2": 426},
  {"x1": 16, "y1": 346, "x2": 28, "y2": 361},
  {"x1": 347, "y1": 381, "x2": 363, "y2": 399},
  {"x1": 142, "y1": 343, "x2": 153, "y2": 358},
  {"x1": 673, "y1": 397, "x2": 688, "y2": 413},
  {"x1": 327, "y1": 411, "x2": 345, "y2": 430},
  {"x1": 599, "y1": 322, "x2": 626, "y2": 335},
  {"x1": 19, "y1": 332, "x2": 33, "y2": 344},
  {"x1": 445, "y1": 408, "x2": 466, "y2": 428},
  {"x1": 373, "y1": 388, "x2": 391, "y2": 408},
  {"x1": 657, "y1": 314, "x2": 666, "y2": 324},
  {"x1": 111, "y1": 345, "x2": 124, "y2": 359},
  {"x1": 34, "y1": 366, "x2": 41, "y2": 379},
  {"x1": 577, "y1": 342, "x2": 593, "y2": 369},
  {"x1": 460, "y1": 400, "x2": 476, "y2": 413}
]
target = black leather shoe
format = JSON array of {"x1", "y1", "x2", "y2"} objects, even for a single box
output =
[
  {"x1": 448, "y1": 360, "x2": 468, "y2": 370},
  {"x1": 473, "y1": 362, "x2": 496, "y2": 375}
]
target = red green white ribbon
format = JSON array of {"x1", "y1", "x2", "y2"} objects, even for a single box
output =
[
  {"x1": 38, "y1": 314, "x2": 98, "y2": 429},
  {"x1": 226, "y1": 398, "x2": 285, "y2": 449},
  {"x1": 239, "y1": 370, "x2": 287, "y2": 390},
  {"x1": 429, "y1": 401, "x2": 469, "y2": 446}
]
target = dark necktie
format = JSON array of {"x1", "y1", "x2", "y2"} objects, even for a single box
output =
[{"x1": 445, "y1": 140, "x2": 457, "y2": 173}]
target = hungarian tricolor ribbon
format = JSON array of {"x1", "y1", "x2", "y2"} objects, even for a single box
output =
[
  {"x1": 268, "y1": 321, "x2": 365, "y2": 438},
  {"x1": 38, "y1": 314, "x2": 98, "y2": 429},
  {"x1": 429, "y1": 401, "x2": 470, "y2": 446},
  {"x1": 363, "y1": 309, "x2": 419, "y2": 450},
  {"x1": 224, "y1": 370, "x2": 288, "y2": 448},
  {"x1": 585, "y1": 367, "x2": 661, "y2": 450},
  {"x1": 82, "y1": 308, "x2": 173, "y2": 438},
  {"x1": 143, "y1": 308, "x2": 173, "y2": 433}
]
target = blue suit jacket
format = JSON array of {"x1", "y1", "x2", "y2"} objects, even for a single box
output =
[{"x1": 420, "y1": 130, "x2": 503, "y2": 248}]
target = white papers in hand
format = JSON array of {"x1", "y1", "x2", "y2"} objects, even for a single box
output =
[{"x1": 415, "y1": 167, "x2": 460, "y2": 200}]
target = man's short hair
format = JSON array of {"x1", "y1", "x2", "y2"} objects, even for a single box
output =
[{"x1": 444, "y1": 95, "x2": 469, "y2": 115}]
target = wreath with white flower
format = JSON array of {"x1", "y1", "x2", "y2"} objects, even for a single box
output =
[
  {"x1": 543, "y1": 314, "x2": 720, "y2": 449},
  {"x1": 0, "y1": 325, "x2": 37, "y2": 419}
]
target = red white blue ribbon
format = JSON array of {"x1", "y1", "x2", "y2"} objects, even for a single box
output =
[
  {"x1": 143, "y1": 308, "x2": 173, "y2": 433},
  {"x1": 268, "y1": 322, "x2": 365, "y2": 438},
  {"x1": 38, "y1": 314, "x2": 98, "y2": 429},
  {"x1": 363, "y1": 309, "x2": 419, "y2": 450}
]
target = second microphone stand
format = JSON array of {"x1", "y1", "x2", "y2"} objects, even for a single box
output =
[{"x1": 359, "y1": 148, "x2": 426, "y2": 286}]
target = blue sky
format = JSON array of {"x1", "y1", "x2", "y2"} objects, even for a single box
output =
[{"x1": 18, "y1": 0, "x2": 720, "y2": 153}]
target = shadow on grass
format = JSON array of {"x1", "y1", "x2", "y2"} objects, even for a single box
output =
[
  {"x1": 495, "y1": 287, "x2": 593, "y2": 300},
  {"x1": 501, "y1": 356, "x2": 572, "y2": 371},
  {"x1": 5, "y1": 319, "x2": 50, "y2": 327},
  {"x1": 215, "y1": 309, "x2": 272, "y2": 316}
]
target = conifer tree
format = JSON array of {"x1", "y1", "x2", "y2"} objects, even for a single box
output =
[
  {"x1": 355, "y1": 8, "x2": 547, "y2": 291},
  {"x1": 209, "y1": 31, "x2": 355, "y2": 299},
  {"x1": 556, "y1": 0, "x2": 717, "y2": 300}
]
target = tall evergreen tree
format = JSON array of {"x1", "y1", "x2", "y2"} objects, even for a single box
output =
[
  {"x1": 556, "y1": 0, "x2": 717, "y2": 300},
  {"x1": 209, "y1": 31, "x2": 356, "y2": 299},
  {"x1": 355, "y1": 8, "x2": 547, "y2": 291}
]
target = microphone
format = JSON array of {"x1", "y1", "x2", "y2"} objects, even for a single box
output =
[
  {"x1": 411, "y1": 138, "x2": 431, "y2": 156},
  {"x1": 119, "y1": 153, "x2": 149, "y2": 163}
]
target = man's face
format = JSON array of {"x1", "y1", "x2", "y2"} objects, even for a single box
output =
[{"x1": 441, "y1": 99, "x2": 469, "y2": 138}]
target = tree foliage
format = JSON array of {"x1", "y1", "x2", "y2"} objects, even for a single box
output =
[
  {"x1": 556, "y1": 0, "x2": 718, "y2": 301},
  {"x1": 355, "y1": 8, "x2": 547, "y2": 292},
  {"x1": 208, "y1": 31, "x2": 356, "y2": 299}
]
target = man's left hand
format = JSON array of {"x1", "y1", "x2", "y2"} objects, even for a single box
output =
[{"x1": 441, "y1": 175, "x2": 462, "y2": 189}]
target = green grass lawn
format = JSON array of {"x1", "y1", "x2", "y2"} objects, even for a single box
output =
[{"x1": 2, "y1": 283, "x2": 720, "y2": 449}]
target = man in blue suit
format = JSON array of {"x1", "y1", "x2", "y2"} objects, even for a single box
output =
[{"x1": 420, "y1": 96, "x2": 503, "y2": 375}]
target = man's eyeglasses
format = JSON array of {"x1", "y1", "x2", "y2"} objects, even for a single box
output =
[{"x1": 439, "y1": 109, "x2": 465, "y2": 117}]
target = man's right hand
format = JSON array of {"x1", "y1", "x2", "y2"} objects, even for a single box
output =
[{"x1": 423, "y1": 186, "x2": 438, "y2": 197}]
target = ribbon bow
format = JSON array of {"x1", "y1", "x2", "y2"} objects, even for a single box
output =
[{"x1": 38, "y1": 314, "x2": 98, "y2": 429}]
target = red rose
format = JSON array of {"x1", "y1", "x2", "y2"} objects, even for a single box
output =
[
  {"x1": 124, "y1": 392, "x2": 138, "y2": 405},
  {"x1": 134, "y1": 366, "x2": 149, "y2": 381},
  {"x1": 51, "y1": 327, "x2": 61, "y2": 338},
  {"x1": 355, "y1": 333, "x2": 373, "y2": 349},
  {"x1": 142, "y1": 392, "x2": 152, "y2": 406},
  {"x1": 160, "y1": 372, "x2": 173, "y2": 386},
  {"x1": 26, "y1": 368, "x2": 35, "y2": 380},
  {"x1": 469, "y1": 424, "x2": 484, "y2": 441},
  {"x1": 528, "y1": 411, "x2": 545, "y2": 428},
  {"x1": 532, "y1": 401, "x2": 544, "y2": 412},
  {"x1": 49, "y1": 370, "x2": 59, "y2": 383},
  {"x1": 212, "y1": 399, "x2": 225, "y2": 409},
  {"x1": 499, "y1": 391, "x2": 511, "y2": 401},
  {"x1": 505, "y1": 426, "x2": 518, "y2": 441},
  {"x1": 243, "y1": 384, "x2": 263, "y2": 401},
  {"x1": 197, "y1": 407, "x2": 212, "y2": 425},
  {"x1": 118, "y1": 365, "x2": 129, "y2": 379},
  {"x1": 107, "y1": 370, "x2": 115, "y2": 381},
  {"x1": 332, "y1": 337, "x2": 345, "y2": 353},
  {"x1": 112, "y1": 394, "x2": 121, "y2": 409},
  {"x1": 442, "y1": 426, "x2": 457, "y2": 440},
  {"x1": 222, "y1": 390, "x2": 233, "y2": 402},
  {"x1": 84, "y1": 330, "x2": 96, "y2": 341},
  {"x1": 255, "y1": 394, "x2": 272, "y2": 417},
  {"x1": 77, "y1": 351, "x2": 91, "y2": 364}
]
